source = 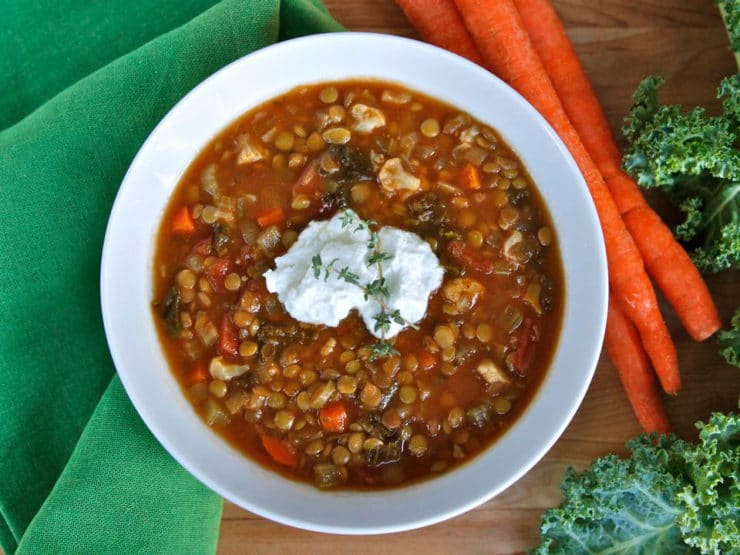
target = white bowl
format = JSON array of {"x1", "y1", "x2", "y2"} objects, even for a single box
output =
[{"x1": 101, "y1": 32, "x2": 607, "y2": 534}]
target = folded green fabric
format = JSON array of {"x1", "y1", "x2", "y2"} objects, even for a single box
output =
[{"x1": 0, "y1": 1, "x2": 342, "y2": 553}]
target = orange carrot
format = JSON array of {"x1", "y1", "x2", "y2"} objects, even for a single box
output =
[
  {"x1": 603, "y1": 172, "x2": 646, "y2": 215},
  {"x1": 171, "y1": 206, "x2": 195, "y2": 236},
  {"x1": 417, "y1": 349, "x2": 437, "y2": 370},
  {"x1": 459, "y1": 162, "x2": 482, "y2": 190},
  {"x1": 512, "y1": 0, "x2": 720, "y2": 341},
  {"x1": 319, "y1": 401, "x2": 349, "y2": 433},
  {"x1": 186, "y1": 363, "x2": 208, "y2": 386},
  {"x1": 623, "y1": 207, "x2": 720, "y2": 341},
  {"x1": 256, "y1": 206, "x2": 286, "y2": 228},
  {"x1": 395, "y1": 0, "x2": 484, "y2": 64},
  {"x1": 261, "y1": 435, "x2": 298, "y2": 467},
  {"x1": 605, "y1": 294, "x2": 671, "y2": 434},
  {"x1": 453, "y1": 0, "x2": 679, "y2": 393},
  {"x1": 511, "y1": 0, "x2": 622, "y2": 176}
]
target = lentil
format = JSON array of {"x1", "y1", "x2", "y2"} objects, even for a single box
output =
[
  {"x1": 239, "y1": 340, "x2": 258, "y2": 357},
  {"x1": 331, "y1": 445, "x2": 351, "y2": 465},
  {"x1": 448, "y1": 407, "x2": 465, "y2": 428},
  {"x1": 306, "y1": 132, "x2": 325, "y2": 152},
  {"x1": 538, "y1": 226, "x2": 552, "y2": 246},
  {"x1": 399, "y1": 385, "x2": 417, "y2": 404},
  {"x1": 319, "y1": 86, "x2": 339, "y2": 103},
  {"x1": 322, "y1": 127, "x2": 351, "y2": 145},
  {"x1": 209, "y1": 380, "x2": 227, "y2": 398},
  {"x1": 476, "y1": 323, "x2": 493, "y2": 343},
  {"x1": 274, "y1": 131, "x2": 295, "y2": 152},
  {"x1": 337, "y1": 375, "x2": 358, "y2": 395},
  {"x1": 274, "y1": 410, "x2": 295, "y2": 431},
  {"x1": 360, "y1": 383, "x2": 382, "y2": 408},
  {"x1": 408, "y1": 435, "x2": 428, "y2": 456},
  {"x1": 177, "y1": 269, "x2": 196, "y2": 290},
  {"x1": 467, "y1": 229, "x2": 483, "y2": 248},
  {"x1": 224, "y1": 273, "x2": 241, "y2": 291},
  {"x1": 420, "y1": 118, "x2": 440, "y2": 138}
]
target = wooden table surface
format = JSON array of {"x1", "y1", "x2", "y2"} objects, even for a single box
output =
[{"x1": 217, "y1": 2, "x2": 739, "y2": 553}]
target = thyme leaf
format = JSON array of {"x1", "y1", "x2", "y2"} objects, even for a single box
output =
[{"x1": 311, "y1": 209, "x2": 416, "y2": 358}]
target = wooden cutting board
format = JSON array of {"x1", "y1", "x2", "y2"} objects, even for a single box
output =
[{"x1": 217, "y1": 2, "x2": 739, "y2": 553}]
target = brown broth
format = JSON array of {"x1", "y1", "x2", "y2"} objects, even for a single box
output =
[{"x1": 152, "y1": 80, "x2": 564, "y2": 489}]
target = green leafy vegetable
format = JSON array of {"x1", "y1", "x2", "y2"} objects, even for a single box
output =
[
  {"x1": 718, "y1": 0, "x2": 740, "y2": 56},
  {"x1": 622, "y1": 75, "x2": 740, "y2": 274},
  {"x1": 534, "y1": 413, "x2": 740, "y2": 554},
  {"x1": 717, "y1": 308, "x2": 740, "y2": 367},
  {"x1": 622, "y1": 4, "x2": 740, "y2": 274}
]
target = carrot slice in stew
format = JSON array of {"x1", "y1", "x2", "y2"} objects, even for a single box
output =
[
  {"x1": 261, "y1": 436, "x2": 298, "y2": 467},
  {"x1": 418, "y1": 350, "x2": 437, "y2": 370},
  {"x1": 256, "y1": 207, "x2": 287, "y2": 228},
  {"x1": 319, "y1": 401, "x2": 349, "y2": 433},
  {"x1": 218, "y1": 315, "x2": 240, "y2": 358},
  {"x1": 171, "y1": 206, "x2": 195, "y2": 236},
  {"x1": 459, "y1": 163, "x2": 482, "y2": 190},
  {"x1": 186, "y1": 363, "x2": 208, "y2": 386}
]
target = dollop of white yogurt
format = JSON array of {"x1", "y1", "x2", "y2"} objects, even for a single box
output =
[{"x1": 264, "y1": 210, "x2": 444, "y2": 338}]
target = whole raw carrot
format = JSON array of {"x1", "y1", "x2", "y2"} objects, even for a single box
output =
[
  {"x1": 511, "y1": 0, "x2": 622, "y2": 177},
  {"x1": 623, "y1": 206, "x2": 720, "y2": 341},
  {"x1": 513, "y1": 0, "x2": 720, "y2": 341},
  {"x1": 395, "y1": 0, "x2": 484, "y2": 65},
  {"x1": 453, "y1": 0, "x2": 680, "y2": 393},
  {"x1": 605, "y1": 294, "x2": 672, "y2": 434}
]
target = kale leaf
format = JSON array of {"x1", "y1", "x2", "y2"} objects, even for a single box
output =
[
  {"x1": 716, "y1": 308, "x2": 740, "y2": 367},
  {"x1": 677, "y1": 413, "x2": 740, "y2": 554},
  {"x1": 622, "y1": 76, "x2": 740, "y2": 273},
  {"x1": 718, "y1": 0, "x2": 740, "y2": 54},
  {"x1": 534, "y1": 413, "x2": 740, "y2": 554}
]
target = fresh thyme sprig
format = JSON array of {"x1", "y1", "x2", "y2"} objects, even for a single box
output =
[{"x1": 311, "y1": 209, "x2": 416, "y2": 359}]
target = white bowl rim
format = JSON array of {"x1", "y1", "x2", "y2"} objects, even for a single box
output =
[{"x1": 101, "y1": 32, "x2": 608, "y2": 535}]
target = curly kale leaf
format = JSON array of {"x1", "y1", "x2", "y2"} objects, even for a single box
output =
[
  {"x1": 622, "y1": 76, "x2": 740, "y2": 273},
  {"x1": 535, "y1": 413, "x2": 740, "y2": 555},
  {"x1": 677, "y1": 413, "x2": 740, "y2": 554},
  {"x1": 717, "y1": 0, "x2": 740, "y2": 54},
  {"x1": 535, "y1": 436, "x2": 693, "y2": 555},
  {"x1": 720, "y1": 74, "x2": 740, "y2": 123},
  {"x1": 716, "y1": 308, "x2": 740, "y2": 367},
  {"x1": 623, "y1": 77, "x2": 740, "y2": 187}
]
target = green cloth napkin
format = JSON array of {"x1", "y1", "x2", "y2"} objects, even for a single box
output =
[{"x1": 0, "y1": 1, "x2": 342, "y2": 553}]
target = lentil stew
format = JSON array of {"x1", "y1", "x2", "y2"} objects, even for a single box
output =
[{"x1": 152, "y1": 80, "x2": 564, "y2": 489}]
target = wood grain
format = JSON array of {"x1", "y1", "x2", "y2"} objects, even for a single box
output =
[{"x1": 216, "y1": 1, "x2": 740, "y2": 552}]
